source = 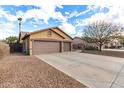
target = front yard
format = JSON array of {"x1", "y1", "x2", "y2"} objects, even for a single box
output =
[{"x1": 0, "y1": 55, "x2": 86, "y2": 88}]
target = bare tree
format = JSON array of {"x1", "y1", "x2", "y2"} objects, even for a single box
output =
[{"x1": 83, "y1": 20, "x2": 123, "y2": 51}]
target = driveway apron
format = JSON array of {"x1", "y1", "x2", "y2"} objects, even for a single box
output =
[{"x1": 36, "y1": 52, "x2": 124, "y2": 88}]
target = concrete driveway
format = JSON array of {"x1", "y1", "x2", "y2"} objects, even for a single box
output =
[{"x1": 36, "y1": 52, "x2": 124, "y2": 88}]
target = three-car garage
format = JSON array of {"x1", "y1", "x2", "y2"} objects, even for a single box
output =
[
  {"x1": 32, "y1": 40, "x2": 71, "y2": 55},
  {"x1": 21, "y1": 27, "x2": 73, "y2": 55}
]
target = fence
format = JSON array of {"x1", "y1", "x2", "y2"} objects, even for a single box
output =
[{"x1": 9, "y1": 43, "x2": 23, "y2": 53}]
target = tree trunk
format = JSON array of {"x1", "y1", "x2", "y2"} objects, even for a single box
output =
[{"x1": 99, "y1": 43, "x2": 102, "y2": 51}]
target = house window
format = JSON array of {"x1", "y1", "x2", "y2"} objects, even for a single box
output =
[{"x1": 48, "y1": 30, "x2": 52, "y2": 37}]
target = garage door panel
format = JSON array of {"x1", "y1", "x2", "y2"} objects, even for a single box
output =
[
  {"x1": 33, "y1": 41, "x2": 60, "y2": 55},
  {"x1": 64, "y1": 42, "x2": 71, "y2": 51}
]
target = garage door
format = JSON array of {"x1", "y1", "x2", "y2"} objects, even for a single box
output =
[
  {"x1": 63, "y1": 42, "x2": 71, "y2": 51},
  {"x1": 33, "y1": 40, "x2": 60, "y2": 55}
]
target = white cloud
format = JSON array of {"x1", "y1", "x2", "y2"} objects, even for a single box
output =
[
  {"x1": 0, "y1": 23, "x2": 15, "y2": 32},
  {"x1": 0, "y1": 4, "x2": 66, "y2": 24},
  {"x1": 66, "y1": 5, "x2": 104, "y2": 18},
  {"x1": 6, "y1": 15, "x2": 17, "y2": 22},
  {"x1": 38, "y1": 4, "x2": 66, "y2": 22},
  {"x1": 105, "y1": 6, "x2": 124, "y2": 24},
  {"x1": 0, "y1": 8, "x2": 21, "y2": 39},
  {"x1": 75, "y1": 31, "x2": 83, "y2": 37},
  {"x1": 0, "y1": 8, "x2": 6, "y2": 17},
  {"x1": 1, "y1": 0, "x2": 124, "y2": 6},
  {"x1": 23, "y1": 9, "x2": 49, "y2": 24},
  {"x1": 0, "y1": 4, "x2": 67, "y2": 39},
  {"x1": 59, "y1": 22, "x2": 76, "y2": 35},
  {"x1": 87, "y1": 5, "x2": 102, "y2": 12},
  {"x1": 84, "y1": 12, "x2": 107, "y2": 24},
  {"x1": 74, "y1": 5, "x2": 124, "y2": 37},
  {"x1": 66, "y1": 11, "x2": 79, "y2": 18},
  {"x1": 19, "y1": 4, "x2": 66, "y2": 24},
  {"x1": 76, "y1": 5, "x2": 124, "y2": 28},
  {"x1": 65, "y1": 5, "x2": 105, "y2": 19},
  {"x1": 65, "y1": 6, "x2": 91, "y2": 18},
  {"x1": 0, "y1": 22, "x2": 17, "y2": 39},
  {"x1": 76, "y1": 9, "x2": 89, "y2": 17},
  {"x1": 75, "y1": 5, "x2": 98, "y2": 17},
  {"x1": 0, "y1": 7, "x2": 17, "y2": 22},
  {"x1": 16, "y1": 11, "x2": 25, "y2": 18},
  {"x1": 0, "y1": 32, "x2": 17, "y2": 40},
  {"x1": 65, "y1": 12, "x2": 70, "y2": 15},
  {"x1": 2, "y1": 4, "x2": 124, "y2": 39},
  {"x1": 55, "y1": 12, "x2": 67, "y2": 22}
]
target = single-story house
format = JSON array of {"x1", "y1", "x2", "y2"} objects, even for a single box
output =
[
  {"x1": 72, "y1": 37, "x2": 87, "y2": 49},
  {"x1": 72, "y1": 37, "x2": 98, "y2": 50},
  {"x1": 103, "y1": 38, "x2": 122, "y2": 48},
  {"x1": 19, "y1": 31, "x2": 29, "y2": 43},
  {"x1": 19, "y1": 27, "x2": 73, "y2": 55}
]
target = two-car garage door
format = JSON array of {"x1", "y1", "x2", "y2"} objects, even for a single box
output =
[{"x1": 32, "y1": 40, "x2": 71, "y2": 55}]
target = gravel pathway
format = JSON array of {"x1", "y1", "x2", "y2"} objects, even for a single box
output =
[{"x1": 0, "y1": 55, "x2": 86, "y2": 88}]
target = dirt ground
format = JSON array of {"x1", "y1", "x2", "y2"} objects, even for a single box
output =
[
  {"x1": 0, "y1": 54, "x2": 86, "y2": 88},
  {"x1": 82, "y1": 50, "x2": 124, "y2": 58}
]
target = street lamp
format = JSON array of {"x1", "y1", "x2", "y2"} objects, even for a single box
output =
[
  {"x1": 17, "y1": 17, "x2": 22, "y2": 33},
  {"x1": 17, "y1": 17, "x2": 22, "y2": 43}
]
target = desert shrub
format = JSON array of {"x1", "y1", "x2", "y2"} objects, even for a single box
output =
[
  {"x1": 73, "y1": 44, "x2": 85, "y2": 50},
  {"x1": 117, "y1": 46, "x2": 121, "y2": 48},
  {"x1": 85, "y1": 46, "x2": 98, "y2": 50},
  {"x1": 73, "y1": 44, "x2": 79, "y2": 49},
  {"x1": 104, "y1": 45, "x2": 108, "y2": 48},
  {"x1": 109, "y1": 46, "x2": 116, "y2": 49}
]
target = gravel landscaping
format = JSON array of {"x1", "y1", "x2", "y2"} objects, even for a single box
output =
[{"x1": 0, "y1": 55, "x2": 86, "y2": 88}]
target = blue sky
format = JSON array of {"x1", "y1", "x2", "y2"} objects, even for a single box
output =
[{"x1": 0, "y1": 5, "x2": 124, "y2": 39}]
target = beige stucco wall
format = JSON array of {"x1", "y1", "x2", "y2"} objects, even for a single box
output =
[
  {"x1": 25, "y1": 28, "x2": 72, "y2": 55},
  {"x1": 29, "y1": 38, "x2": 32, "y2": 55},
  {"x1": 52, "y1": 28, "x2": 72, "y2": 41},
  {"x1": 23, "y1": 36, "x2": 30, "y2": 54},
  {"x1": 30, "y1": 30, "x2": 62, "y2": 40}
]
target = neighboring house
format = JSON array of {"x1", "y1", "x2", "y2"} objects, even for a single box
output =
[
  {"x1": 19, "y1": 27, "x2": 73, "y2": 55},
  {"x1": 19, "y1": 31, "x2": 29, "y2": 43},
  {"x1": 72, "y1": 37, "x2": 87, "y2": 49},
  {"x1": 103, "y1": 38, "x2": 122, "y2": 48},
  {"x1": 103, "y1": 31, "x2": 124, "y2": 48},
  {"x1": 72, "y1": 37, "x2": 98, "y2": 50}
]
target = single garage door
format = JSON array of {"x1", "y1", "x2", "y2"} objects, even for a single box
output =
[
  {"x1": 63, "y1": 42, "x2": 71, "y2": 51},
  {"x1": 33, "y1": 40, "x2": 60, "y2": 55}
]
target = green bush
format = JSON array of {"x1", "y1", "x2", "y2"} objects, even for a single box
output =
[{"x1": 25, "y1": 52, "x2": 29, "y2": 55}]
